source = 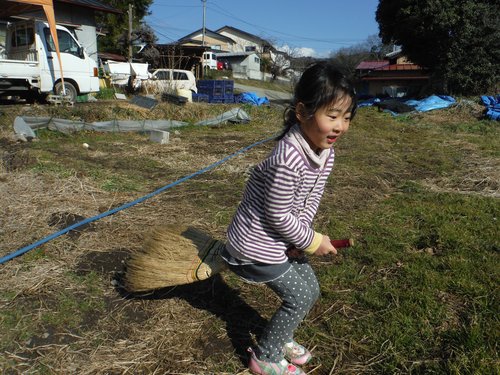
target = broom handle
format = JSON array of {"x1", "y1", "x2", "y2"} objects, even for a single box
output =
[{"x1": 330, "y1": 238, "x2": 354, "y2": 248}]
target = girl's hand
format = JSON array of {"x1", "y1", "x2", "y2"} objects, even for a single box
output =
[{"x1": 313, "y1": 234, "x2": 337, "y2": 256}]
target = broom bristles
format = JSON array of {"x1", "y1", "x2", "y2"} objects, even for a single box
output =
[{"x1": 124, "y1": 225, "x2": 227, "y2": 292}]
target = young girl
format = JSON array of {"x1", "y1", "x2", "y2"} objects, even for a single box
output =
[{"x1": 221, "y1": 62, "x2": 357, "y2": 375}]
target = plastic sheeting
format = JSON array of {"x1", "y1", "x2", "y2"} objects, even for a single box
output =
[
  {"x1": 481, "y1": 95, "x2": 500, "y2": 121},
  {"x1": 236, "y1": 92, "x2": 270, "y2": 106},
  {"x1": 104, "y1": 61, "x2": 149, "y2": 86},
  {"x1": 13, "y1": 107, "x2": 251, "y2": 137},
  {"x1": 405, "y1": 95, "x2": 456, "y2": 112},
  {"x1": 358, "y1": 95, "x2": 456, "y2": 115}
]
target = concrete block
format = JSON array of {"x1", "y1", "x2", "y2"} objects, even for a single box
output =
[{"x1": 149, "y1": 130, "x2": 170, "y2": 144}]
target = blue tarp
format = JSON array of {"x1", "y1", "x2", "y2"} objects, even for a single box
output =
[
  {"x1": 236, "y1": 92, "x2": 270, "y2": 106},
  {"x1": 357, "y1": 95, "x2": 456, "y2": 115},
  {"x1": 357, "y1": 97, "x2": 380, "y2": 108},
  {"x1": 405, "y1": 95, "x2": 456, "y2": 112},
  {"x1": 481, "y1": 95, "x2": 500, "y2": 121}
]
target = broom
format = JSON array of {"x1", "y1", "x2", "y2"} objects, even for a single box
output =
[{"x1": 123, "y1": 225, "x2": 354, "y2": 292}]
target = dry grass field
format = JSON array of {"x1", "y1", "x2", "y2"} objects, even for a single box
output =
[{"x1": 0, "y1": 97, "x2": 498, "y2": 374}]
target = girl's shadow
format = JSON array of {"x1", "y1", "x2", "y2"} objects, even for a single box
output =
[{"x1": 118, "y1": 274, "x2": 267, "y2": 363}]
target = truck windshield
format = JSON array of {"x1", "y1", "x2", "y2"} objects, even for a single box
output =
[{"x1": 44, "y1": 28, "x2": 80, "y2": 57}]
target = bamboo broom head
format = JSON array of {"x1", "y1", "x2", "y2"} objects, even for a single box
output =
[{"x1": 123, "y1": 225, "x2": 227, "y2": 292}]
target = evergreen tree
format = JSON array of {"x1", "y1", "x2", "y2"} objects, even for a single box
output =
[{"x1": 376, "y1": 0, "x2": 500, "y2": 95}]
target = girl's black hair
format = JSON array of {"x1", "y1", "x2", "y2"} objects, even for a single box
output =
[{"x1": 278, "y1": 62, "x2": 357, "y2": 139}]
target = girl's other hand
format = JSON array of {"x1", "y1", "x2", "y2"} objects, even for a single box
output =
[
  {"x1": 286, "y1": 247, "x2": 306, "y2": 259},
  {"x1": 314, "y1": 235, "x2": 337, "y2": 256}
]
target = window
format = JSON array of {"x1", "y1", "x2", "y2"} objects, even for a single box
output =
[
  {"x1": 154, "y1": 71, "x2": 170, "y2": 80},
  {"x1": 11, "y1": 26, "x2": 35, "y2": 47},
  {"x1": 382, "y1": 85, "x2": 409, "y2": 98},
  {"x1": 254, "y1": 57, "x2": 260, "y2": 64},
  {"x1": 172, "y1": 71, "x2": 188, "y2": 80},
  {"x1": 245, "y1": 46, "x2": 256, "y2": 52},
  {"x1": 44, "y1": 28, "x2": 80, "y2": 57}
]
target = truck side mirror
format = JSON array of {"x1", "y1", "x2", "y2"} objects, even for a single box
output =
[{"x1": 78, "y1": 46, "x2": 84, "y2": 59}]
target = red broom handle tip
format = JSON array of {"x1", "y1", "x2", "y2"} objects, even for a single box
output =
[{"x1": 330, "y1": 238, "x2": 354, "y2": 248}]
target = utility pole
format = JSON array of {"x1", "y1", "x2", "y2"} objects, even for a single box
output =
[
  {"x1": 201, "y1": 0, "x2": 207, "y2": 78},
  {"x1": 128, "y1": 3, "x2": 133, "y2": 62},
  {"x1": 201, "y1": 0, "x2": 206, "y2": 46}
]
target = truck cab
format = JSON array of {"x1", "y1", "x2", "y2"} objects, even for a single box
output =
[{"x1": 202, "y1": 51, "x2": 218, "y2": 70}]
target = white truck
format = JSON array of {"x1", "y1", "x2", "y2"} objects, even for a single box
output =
[
  {"x1": 0, "y1": 19, "x2": 99, "y2": 103},
  {"x1": 202, "y1": 51, "x2": 218, "y2": 70}
]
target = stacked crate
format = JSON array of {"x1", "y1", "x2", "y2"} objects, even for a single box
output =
[
  {"x1": 192, "y1": 93, "x2": 209, "y2": 102},
  {"x1": 197, "y1": 79, "x2": 234, "y2": 103}
]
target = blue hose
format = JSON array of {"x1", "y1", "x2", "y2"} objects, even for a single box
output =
[{"x1": 0, "y1": 135, "x2": 275, "y2": 265}]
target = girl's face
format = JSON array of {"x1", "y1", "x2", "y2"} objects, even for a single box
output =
[{"x1": 297, "y1": 97, "x2": 353, "y2": 152}]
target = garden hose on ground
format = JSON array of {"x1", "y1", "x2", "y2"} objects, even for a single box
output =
[{"x1": 0, "y1": 136, "x2": 275, "y2": 265}]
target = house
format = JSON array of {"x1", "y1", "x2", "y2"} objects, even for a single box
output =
[
  {"x1": 151, "y1": 25, "x2": 291, "y2": 81},
  {"x1": 1, "y1": 0, "x2": 120, "y2": 62},
  {"x1": 216, "y1": 51, "x2": 261, "y2": 80},
  {"x1": 215, "y1": 25, "x2": 292, "y2": 81},
  {"x1": 355, "y1": 49, "x2": 430, "y2": 97},
  {"x1": 136, "y1": 43, "x2": 210, "y2": 78},
  {"x1": 215, "y1": 25, "x2": 275, "y2": 58},
  {"x1": 135, "y1": 28, "x2": 235, "y2": 76},
  {"x1": 177, "y1": 28, "x2": 235, "y2": 52}
]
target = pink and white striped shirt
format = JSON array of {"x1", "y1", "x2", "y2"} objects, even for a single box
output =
[{"x1": 226, "y1": 125, "x2": 335, "y2": 264}]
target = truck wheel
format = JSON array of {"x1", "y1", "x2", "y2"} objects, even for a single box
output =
[{"x1": 54, "y1": 81, "x2": 78, "y2": 103}]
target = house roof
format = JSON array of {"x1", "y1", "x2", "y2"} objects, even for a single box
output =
[
  {"x1": 356, "y1": 61, "x2": 425, "y2": 72},
  {"x1": 358, "y1": 59, "x2": 429, "y2": 81},
  {"x1": 362, "y1": 75, "x2": 430, "y2": 81},
  {"x1": 2, "y1": 0, "x2": 120, "y2": 18},
  {"x1": 215, "y1": 25, "x2": 274, "y2": 49},
  {"x1": 217, "y1": 51, "x2": 257, "y2": 58},
  {"x1": 98, "y1": 52, "x2": 127, "y2": 61},
  {"x1": 177, "y1": 28, "x2": 235, "y2": 44},
  {"x1": 376, "y1": 64, "x2": 423, "y2": 71},
  {"x1": 356, "y1": 61, "x2": 389, "y2": 70}
]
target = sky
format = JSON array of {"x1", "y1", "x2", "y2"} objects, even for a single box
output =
[{"x1": 145, "y1": 0, "x2": 381, "y2": 58}]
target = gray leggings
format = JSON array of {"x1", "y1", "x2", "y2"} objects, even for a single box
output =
[{"x1": 257, "y1": 260, "x2": 320, "y2": 362}]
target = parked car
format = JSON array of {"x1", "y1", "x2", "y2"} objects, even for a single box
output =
[{"x1": 143, "y1": 69, "x2": 197, "y2": 94}]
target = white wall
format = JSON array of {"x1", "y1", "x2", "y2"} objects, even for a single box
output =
[{"x1": 217, "y1": 30, "x2": 261, "y2": 54}]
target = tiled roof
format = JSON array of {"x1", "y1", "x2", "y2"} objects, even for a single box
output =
[
  {"x1": 215, "y1": 25, "x2": 275, "y2": 50},
  {"x1": 362, "y1": 75, "x2": 430, "y2": 81},
  {"x1": 377, "y1": 64, "x2": 423, "y2": 71},
  {"x1": 177, "y1": 28, "x2": 236, "y2": 44},
  {"x1": 356, "y1": 61, "x2": 389, "y2": 70}
]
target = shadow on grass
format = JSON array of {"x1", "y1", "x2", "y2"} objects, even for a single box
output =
[{"x1": 116, "y1": 274, "x2": 267, "y2": 364}]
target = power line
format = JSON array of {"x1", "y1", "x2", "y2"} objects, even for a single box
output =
[
  {"x1": 145, "y1": 1, "x2": 367, "y2": 51},
  {"x1": 207, "y1": 2, "x2": 363, "y2": 46}
]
